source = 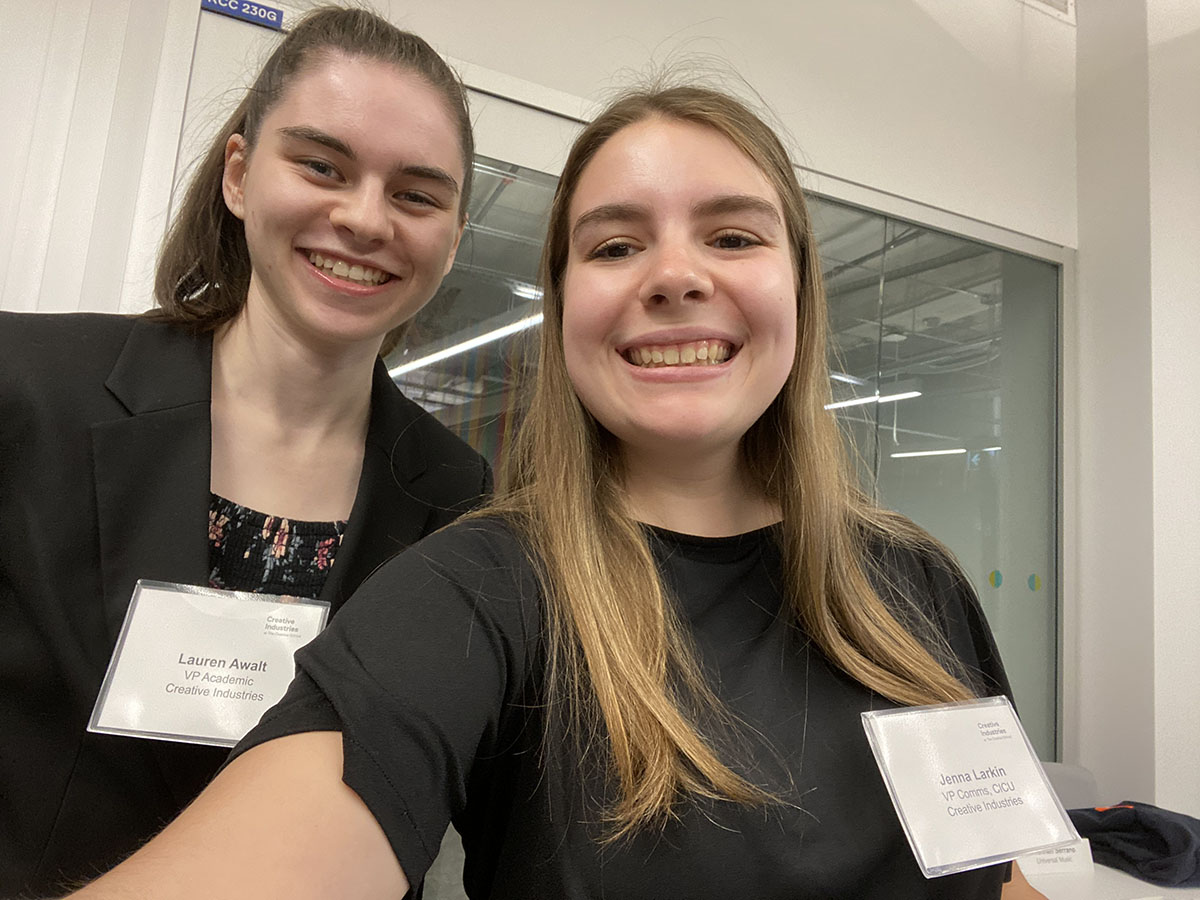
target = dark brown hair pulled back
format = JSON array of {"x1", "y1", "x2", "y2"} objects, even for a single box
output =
[{"x1": 151, "y1": 6, "x2": 473, "y2": 355}]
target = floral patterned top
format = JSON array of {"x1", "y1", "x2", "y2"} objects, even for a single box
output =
[{"x1": 208, "y1": 493, "x2": 347, "y2": 599}]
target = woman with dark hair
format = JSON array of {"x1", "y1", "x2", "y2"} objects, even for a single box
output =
[
  {"x1": 58, "y1": 84, "x2": 1040, "y2": 899},
  {"x1": 0, "y1": 8, "x2": 489, "y2": 895}
]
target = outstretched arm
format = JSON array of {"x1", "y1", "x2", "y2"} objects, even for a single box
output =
[
  {"x1": 71, "y1": 732, "x2": 406, "y2": 900},
  {"x1": 1001, "y1": 861, "x2": 1048, "y2": 900}
]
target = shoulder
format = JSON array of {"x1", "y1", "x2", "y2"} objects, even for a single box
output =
[
  {"x1": 371, "y1": 375, "x2": 477, "y2": 460},
  {"x1": 862, "y1": 524, "x2": 1011, "y2": 698},
  {"x1": 331, "y1": 514, "x2": 541, "y2": 663},
  {"x1": 368, "y1": 367, "x2": 492, "y2": 498},
  {"x1": 390, "y1": 390, "x2": 484, "y2": 466},
  {"x1": 0, "y1": 310, "x2": 137, "y2": 338},
  {"x1": 366, "y1": 515, "x2": 533, "y2": 598},
  {"x1": 0, "y1": 313, "x2": 135, "y2": 426},
  {"x1": 864, "y1": 531, "x2": 970, "y2": 613},
  {"x1": 0, "y1": 312, "x2": 199, "y2": 380},
  {"x1": 0, "y1": 311, "x2": 135, "y2": 371},
  {"x1": 0, "y1": 313, "x2": 206, "y2": 414}
]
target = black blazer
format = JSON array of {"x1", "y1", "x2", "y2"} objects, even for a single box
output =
[{"x1": 0, "y1": 312, "x2": 491, "y2": 896}]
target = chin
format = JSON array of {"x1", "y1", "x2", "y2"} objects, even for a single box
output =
[
  {"x1": 621, "y1": 421, "x2": 745, "y2": 453},
  {"x1": 303, "y1": 309, "x2": 397, "y2": 348}
]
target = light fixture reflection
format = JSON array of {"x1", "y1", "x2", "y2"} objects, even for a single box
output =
[
  {"x1": 825, "y1": 390, "x2": 922, "y2": 411},
  {"x1": 890, "y1": 448, "x2": 967, "y2": 459},
  {"x1": 388, "y1": 313, "x2": 544, "y2": 377}
]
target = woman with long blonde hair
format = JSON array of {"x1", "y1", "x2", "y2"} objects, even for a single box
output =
[{"x1": 64, "y1": 84, "x2": 1040, "y2": 899}]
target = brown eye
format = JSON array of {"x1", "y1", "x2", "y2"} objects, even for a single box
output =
[
  {"x1": 589, "y1": 240, "x2": 636, "y2": 260},
  {"x1": 302, "y1": 159, "x2": 339, "y2": 179},
  {"x1": 395, "y1": 190, "x2": 436, "y2": 207},
  {"x1": 713, "y1": 231, "x2": 757, "y2": 250}
]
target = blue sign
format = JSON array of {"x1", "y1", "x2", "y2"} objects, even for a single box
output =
[{"x1": 201, "y1": 0, "x2": 284, "y2": 31}]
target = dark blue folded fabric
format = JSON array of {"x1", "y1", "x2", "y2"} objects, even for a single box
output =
[{"x1": 1069, "y1": 801, "x2": 1200, "y2": 887}]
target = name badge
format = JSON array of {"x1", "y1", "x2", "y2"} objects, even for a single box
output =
[
  {"x1": 89, "y1": 580, "x2": 328, "y2": 747},
  {"x1": 1020, "y1": 838, "x2": 1094, "y2": 875},
  {"x1": 862, "y1": 696, "x2": 1078, "y2": 878}
]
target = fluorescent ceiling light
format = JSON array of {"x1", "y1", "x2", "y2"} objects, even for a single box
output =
[
  {"x1": 830, "y1": 371, "x2": 866, "y2": 385},
  {"x1": 389, "y1": 313, "x2": 544, "y2": 377},
  {"x1": 876, "y1": 390, "x2": 921, "y2": 404},
  {"x1": 890, "y1": 448, "x2": 967, "y2": 459},
  {"x1": 511, "y1": 282, "x2": 543, "y2": 301},
  {"x1": 824, "y1": 395, "x2": 879, "y2": 410},
  {"x1": 825, "y1": 389, "x2": 922, "y2": 411}
]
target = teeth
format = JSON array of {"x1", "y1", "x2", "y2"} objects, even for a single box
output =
[
  {"x1": 624, "y1": 340, "x2": 734, "y2": 368},
  {"x1": 307, "y1": 251, "x2": 389, "y2": 285}
]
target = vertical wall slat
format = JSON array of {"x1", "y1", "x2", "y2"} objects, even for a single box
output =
[{"x1": 0, "y1": 0, "x2": 197, "y2": 316}]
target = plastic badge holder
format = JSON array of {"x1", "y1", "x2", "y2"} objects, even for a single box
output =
[
  {"x1": 90, "y1": 579, "x2": 329, "y2": 747},
  {"x1": 862, "y1": 696, "x2": 1079, "y2": 878}
]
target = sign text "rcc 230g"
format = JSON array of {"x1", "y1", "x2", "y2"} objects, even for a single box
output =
[{"x1": 201, "y1": 0, "x2": 284, "y2": 31}]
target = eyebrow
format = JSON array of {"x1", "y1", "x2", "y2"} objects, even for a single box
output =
[
  {"x1": 692, "y1": 194, "x2": 781, "y2": 224},
  {"x1": 277, "y1": 125, "x2": 460, "y2": 195},
  {"x1": 571, "y1": 194, "x2": 781, "y2": 242},
  {"x1": 279, "y1": 125, "x2": 354, "y2": 159},
  {"x1": 571, "y1": 203, "x2": 648, "y2": 242}
]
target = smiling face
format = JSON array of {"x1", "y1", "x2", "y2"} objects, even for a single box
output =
[
  {"x1": 222, "y1": 53, "x2": 466, "y2": 355},
  {"x1": 562, "y1": 117, "x2": 799, "y2": 470}
]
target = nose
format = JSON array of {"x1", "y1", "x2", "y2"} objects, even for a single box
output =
[
  {"x1": 639, "y1": 238, "x2": 713, "y2": 306},
  {"x1": 328, "y1": 183, "x2": 394, "y2": 245}
]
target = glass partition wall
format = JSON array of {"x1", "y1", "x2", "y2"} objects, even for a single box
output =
[
  {"x1": 388, "y1": 157, "x2": 1060, "y2": 759},
  {"x1": 813, "y1": 201, "x2": 1058, "y2": 758},
  {"x1": 385, "y1": 158, "x2": 557, "y2": 465}
]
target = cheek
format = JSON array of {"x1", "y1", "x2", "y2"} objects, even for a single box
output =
[
  {"x1": 407, "y1": 221, "x2": 464, "y2": 277},
  {"x1": 560, "y1": 282, "x2": 608, "y2": 411},
  {"x1": 758, "y1": 280, "x2": 799, "y2": 384},
  {"x1": 559, "y1": 275, "x2": 587, "y2": 364},
  {"x1": 560, "y1": 309, "x2": 590, "y2": 392},
  {"x1": 560, "y1": 269, "x2": 615, "y2": 344},
  {"x1": 779, "y1": 310, "x2": 800, "y2": 382}
]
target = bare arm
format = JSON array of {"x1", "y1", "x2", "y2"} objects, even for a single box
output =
[
  {"x1": 70, "y1": 732, "x2": 407, "y2": 900},
  {"x1": 1000, "y1": 861, "x2": 1048, "y2": 900}
]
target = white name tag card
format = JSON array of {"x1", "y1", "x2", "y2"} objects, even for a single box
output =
[
  {"x1": 1020, "y1": 837, "x2": 1094, "y2": 875},
  {"x1": 862, "y1": 696, "x2": 1078, "y2": 878},
  {"x1": 89, "y1": 580, "x2": 328, "y2": 747}
]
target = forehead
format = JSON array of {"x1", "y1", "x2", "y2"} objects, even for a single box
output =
[
  {"x1": 568, "y1": 117, "x2": 781, "y2": 219},
  {"x1": 263, "y1": 54, "x2": 464, "y2": 172}
]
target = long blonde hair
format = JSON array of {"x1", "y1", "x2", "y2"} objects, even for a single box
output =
[{"x1": 488, "y1": 85, "x2": 973, "y2": 838}]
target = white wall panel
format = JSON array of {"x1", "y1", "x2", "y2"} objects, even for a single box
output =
[
  {"x1": 1073, "y1": 0, "x2": 1200, "y2": 817},
  {"x1": 39, "y1": 1, "x2": 131, "y2": 313},
  {"x1": 467, "y1": 89, "x2": 581, "y2": 178},
  {"x1": 0, "y1": 0, "x2": 198, "y2": 315},
  {"x1": 1, "y1": 1, "x2": 90, "y2": 312},
  {"x1": 1073, "y1": 0, "x2": 1156, "y2": 807},
  {"x1": 388, "y1": 0, "x2": 1078, "y2": 247},
  {"x1": 1148, "y1": 3, "x2": 1200, "y2": 816},
  {"x1": 118, "y1": 0, "x2": 203, "y2": 313}
]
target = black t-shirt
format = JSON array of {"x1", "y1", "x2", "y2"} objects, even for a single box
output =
[{"x1": 234, "y1": 517, "x2": 1012, "y2": 899}]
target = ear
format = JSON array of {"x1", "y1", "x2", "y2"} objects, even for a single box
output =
[
  {"x1": 222, "y1": 134, "x2": 249, "y2": 220},
  {"x1": 442, "y1": 213, "x2": 467, "y2": 277}
]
